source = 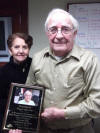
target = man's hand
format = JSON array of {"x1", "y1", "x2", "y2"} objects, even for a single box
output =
[{"x1": 41, "y1": 107, "x2": 65, "y2": 121}]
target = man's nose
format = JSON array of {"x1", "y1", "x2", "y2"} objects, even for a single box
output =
[{"x1": 56, "y1": 29, "x2": 63, "y2": 38}]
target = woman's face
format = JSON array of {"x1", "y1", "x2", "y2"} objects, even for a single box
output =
[{"x1": 9, "y1": 37, "x2": 30, "y2": 64}]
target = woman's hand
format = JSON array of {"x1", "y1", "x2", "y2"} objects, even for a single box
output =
[{"x1": 9, "y1": 129, "x2": 22, "y2": 133}]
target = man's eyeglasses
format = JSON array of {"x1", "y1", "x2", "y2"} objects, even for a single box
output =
[{"x1": 48, "y1": 26, "x2": 74, "y2": 35}]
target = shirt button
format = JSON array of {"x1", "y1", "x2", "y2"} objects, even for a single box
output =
[
  {"x1": 50, "y1": 101, "x2": 54, "y2": 104},
  {"x1": 53, "y1": 88, "x2": 56, "y2": 90},
  {"x1": 55, "y1": 74, "x2": 58, "y2": 78}
]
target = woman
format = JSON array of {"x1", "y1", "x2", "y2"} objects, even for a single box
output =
[{"x1": 0, "y1": 33, "x2": 33, "y2": 132}]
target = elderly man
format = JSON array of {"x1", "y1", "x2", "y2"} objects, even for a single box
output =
[{"x1": 10, "y1": 8, "x2": 100, "y2": 133}]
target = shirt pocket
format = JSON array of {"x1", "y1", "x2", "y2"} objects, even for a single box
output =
[
  {"x1": 67, "y1": 76, "x2": 85, "y2": 97},
  {"x1": 35, "y1": 71, "x2": 51, "y2": 88},
  {"x1": 64, "y1": 76, "x2": 85, "y2": 103},
  {"x1": 67, "y1": 76, "x2": 85, "y2": 93}
]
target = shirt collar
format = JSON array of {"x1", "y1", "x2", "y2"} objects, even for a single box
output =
[
  {"x1": 43, "y1": 44, "x2": 81, "y2": 61},
  {"x1": 66, "y1": 44, "x2": 81, "y2": 61}
]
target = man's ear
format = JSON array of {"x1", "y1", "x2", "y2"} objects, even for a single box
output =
[
  {"x1": 8, "y1": 49, "x2": 12, "y2": 56},
  {"x1": 74, "y1": 30, "x2": 77, "y2": 35},
  {"x1": 73, "y1": 30, "x2": 77, "y2": 38}
]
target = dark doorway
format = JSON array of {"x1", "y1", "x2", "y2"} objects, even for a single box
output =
[
  {"x1": 0, "y1": 0, "x2": 28, "y2": 33},
  {"x1": 0, "y1": 0, "x2": 28, "y2": 66}
]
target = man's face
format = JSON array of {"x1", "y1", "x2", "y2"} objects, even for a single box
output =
[
  {"x1": 46, "y1": 13, "x2": 77, "y2": 57},
  {"x1": 24, "y1": 91, "x2": 32, "y2": 103}
]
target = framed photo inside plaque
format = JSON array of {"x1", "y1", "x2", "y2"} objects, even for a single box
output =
[{"x1": 2, "y1": 83, "x2": 45, "y2": 133}]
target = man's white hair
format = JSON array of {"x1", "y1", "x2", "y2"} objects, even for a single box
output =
[
  {"x1": 24, "y1": 90, "x2": 32, "y2": 96},
  {"x1": 45, "y1": 8, "x2": 79, "y2": 32}
]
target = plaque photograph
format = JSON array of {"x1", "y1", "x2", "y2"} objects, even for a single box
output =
[{"x1": 2, "y1": 83, "x2": 45, "y2": 133}]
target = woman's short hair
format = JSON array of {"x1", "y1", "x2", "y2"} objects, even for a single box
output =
[{"x1": 7, "y1": 33, "x2": 33, "y2": 49}]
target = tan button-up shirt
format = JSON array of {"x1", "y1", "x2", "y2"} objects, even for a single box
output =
[{"x1": 26, "y1": 44, "x2": 100, "y2": 129}]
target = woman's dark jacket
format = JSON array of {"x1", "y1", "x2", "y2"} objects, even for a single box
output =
[{"x1": 0, "y1": 56, "x2": 32, "y2": 130}]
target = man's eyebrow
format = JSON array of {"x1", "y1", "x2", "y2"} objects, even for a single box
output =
[{"x1": 48, "y1": 24, "x2": 72, "y2": 29}]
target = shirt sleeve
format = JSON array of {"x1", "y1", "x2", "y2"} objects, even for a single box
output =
[{"x1": 64, "y1": 56, "x2": 100, "y2": 119}]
